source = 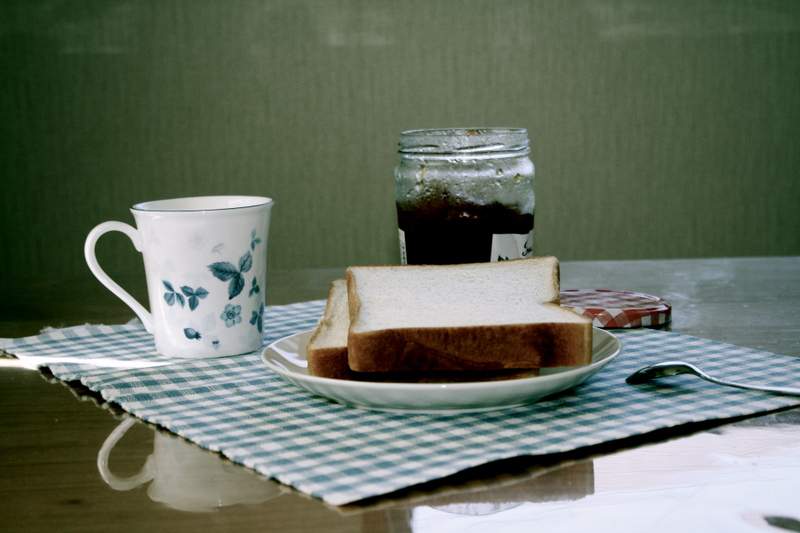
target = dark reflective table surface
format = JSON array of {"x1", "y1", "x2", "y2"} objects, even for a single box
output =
[{"x1": 2, "y1": 257, "x2": 799, "y2": 533}]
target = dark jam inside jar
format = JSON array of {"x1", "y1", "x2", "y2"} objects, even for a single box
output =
[{"x1": 397, "y1": 196, "x2": 534, "y2": 264}]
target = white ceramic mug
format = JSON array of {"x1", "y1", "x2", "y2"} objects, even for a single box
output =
[
  {"x1": 85, "y1": 196, "x2": 273, "y2": 358},
  {"x1": 97, "y1": 419, "x2": 282, "y2": 512}
]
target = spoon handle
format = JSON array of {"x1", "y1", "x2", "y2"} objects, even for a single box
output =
[{"x1": 701, "y1": 375, "x2": 800, "y2": 396}]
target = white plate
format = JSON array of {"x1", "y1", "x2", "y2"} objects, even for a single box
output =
[{"x1": 261, "y1": 328, "x2": 622, "y2": 413}]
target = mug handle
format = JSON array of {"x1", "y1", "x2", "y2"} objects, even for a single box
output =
[
  {"x1": 97, "y1": 418, "x2": 155, "y2": 491},
  {"x1": 84, "y1": 221, "x2": 153, "y2": 333}
]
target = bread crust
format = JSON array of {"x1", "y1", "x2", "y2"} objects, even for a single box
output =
[
  {"x1": 307, "y1": 346, "x2": 356, "y2": 379},
  {"x1": 552, "y1": 259, "x2": 561, "y2": 304},
  {"x1": 307, "y1": 345, "x2": 541, "y2": 382},
  {"x1": 346, "y1": 256, "x2": 558, "y2": 286},
  {"x1": 347, "y1": 319, "x2": 592, "y2": 373},
  {"x1": 307, "y1": 281, "x2": 339, "y2": 350},
  {"x1": 345, "y1": 268, "x2": 362, "y2": 325}
]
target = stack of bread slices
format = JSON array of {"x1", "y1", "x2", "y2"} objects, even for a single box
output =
[{"x1": 306, "y1": 257, "x2": 593, "y2": 382}]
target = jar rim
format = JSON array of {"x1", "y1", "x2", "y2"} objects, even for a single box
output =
[{"x1": 398, "y1": 128, "x2": 530, "y2": 155}]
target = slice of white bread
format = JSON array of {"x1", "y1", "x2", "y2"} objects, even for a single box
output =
[
  {"x1": 307, "y1": 279, "x2": 354, "y2": 379},
  {"x1": 346, "y1": 257, "x2": 592, "y2": 373},
  {"x1": 307, "y1": 279, "x2": 541, "y2": 382}
]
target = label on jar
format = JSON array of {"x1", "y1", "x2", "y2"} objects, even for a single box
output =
[
  {"x1": 491, "y1": 232, "x2": 534, "y2": 262},
  {"x1": 399, "y1": 229, "x2": 408, "y2": 264}
]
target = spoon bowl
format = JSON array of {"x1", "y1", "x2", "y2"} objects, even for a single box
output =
[{"x1": 625, "y1": 361, "x2": 700, "y2": 384}]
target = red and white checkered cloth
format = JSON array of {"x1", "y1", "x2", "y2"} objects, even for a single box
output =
[{"x1": 560, "y1": 289, "x2": 671, "y2": 329}]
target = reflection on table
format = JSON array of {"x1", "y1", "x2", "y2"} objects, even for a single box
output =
[{"x1": 98, "y1": 418, "x2": 283, "y2": 512}]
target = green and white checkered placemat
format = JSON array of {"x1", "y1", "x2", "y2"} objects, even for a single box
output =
[{"x1": 2, "y1": 300, "x2": 799, "y2": 505}]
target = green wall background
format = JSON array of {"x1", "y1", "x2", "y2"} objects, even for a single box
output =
[{"x1": 2, "y1": 1, "x2": 800, "y2": 297}]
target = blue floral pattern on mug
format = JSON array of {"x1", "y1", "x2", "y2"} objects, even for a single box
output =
[
  {"x1": 183, "y1": 328, "x2": 202, "y2": 340},
  {"x1": 220, "y1": 304, "x2": 242, "y2": 327},
  {"x1": 250, "y1": 229, "x2": 261, "y2": 250},
  {"x1": 163, "y1": 280, "x2": 185, "y2": 307},
  {"x1": 164, "y1": 281, "x2": 209, "y2": 311},
  {"x1": 208, "y1": 251, "x2": 253, "y2": 300},
  {"x1": 249, "y1": 302, "x2": 264, "y2": 333},
  {"x1": 249, "y1": 277, "x2": 260, "y2": 297},
  {"x1": 180, "y1": 285, "x2": 209, "y2": 311}
]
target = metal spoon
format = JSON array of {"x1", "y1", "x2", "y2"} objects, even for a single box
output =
[{"x1": 626, "y1": 361, "x2": 800, "y2": 396}]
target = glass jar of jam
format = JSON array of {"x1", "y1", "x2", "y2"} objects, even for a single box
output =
[{"x1": 395, "y1": 128, "x2": 535, "y2": 264}]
